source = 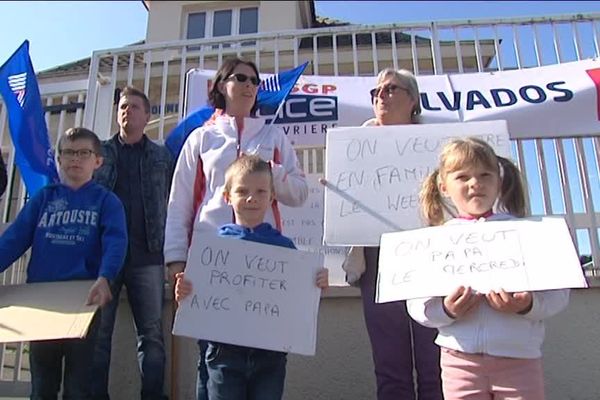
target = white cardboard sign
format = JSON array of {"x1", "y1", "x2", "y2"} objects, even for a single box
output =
[
  {"x1": 376, "y1": 217, "x2": 587, "y2": 303},
  {"x1": 280, "y1": 175, "x2": 347, "y2": 286},
  {"x1": 0, "y1": 280, "x2": 97, "y2": 343},
  {"x1": 323, "y1": 120, "x2": 511, "y2": 246},
  {"x1": 172, "y1": 232, "x2": 323, "y2": 356}
]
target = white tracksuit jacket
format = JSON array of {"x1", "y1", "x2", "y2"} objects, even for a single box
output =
[{"x1": 164, "y1": 114, "x2": 307, "y2": 264}]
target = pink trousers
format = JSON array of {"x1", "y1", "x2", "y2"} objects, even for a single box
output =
[{"x1": 440, "y1": 348, "x2": 545, "y2": 400}]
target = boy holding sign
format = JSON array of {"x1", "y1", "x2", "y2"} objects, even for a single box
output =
[
  {"x1": 407, "y1": 138, "x2": 569, "y2": 399},
  {"x1": 0, "y1": 127, "x2": 127, "y2": 399},
  {"x1": 175, "y1": 155, "x2": 328, "y2": 400}
]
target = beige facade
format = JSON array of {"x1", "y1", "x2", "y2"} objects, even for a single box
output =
[{"x1": 145, "y1": 1, "x2": 314, "y2": 44}]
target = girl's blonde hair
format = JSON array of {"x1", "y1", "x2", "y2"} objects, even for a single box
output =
[{"x1": 420, "y1": 137, "x2": 528, "y2": 226}]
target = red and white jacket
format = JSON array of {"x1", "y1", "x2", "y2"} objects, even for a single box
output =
[{"x1": 164, "y1": 114, "x2": 308, "y2": 264}]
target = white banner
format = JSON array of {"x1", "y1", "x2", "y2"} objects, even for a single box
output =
[
  {"x1": 186, "y1": 58, "x2": 600, "y2": 146},
  {"x1": 280, "y1": 175, "x2": 347, "y2": 286},
  {"x1": 172, "y1": 233, "x2": 323, "y2": 355},
  {"x1": 376, "y1": 217, "x2": 587, "y2": 303},
  {"x1": 324, "y1": 120, "x2": 511, "y2": 246}
]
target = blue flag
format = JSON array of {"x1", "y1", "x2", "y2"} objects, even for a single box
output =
[
  {"x1": 165, "y1": 62, "x2": 308, "y2": 157},
  {"x1": 0, "y1": 40, "x2": 59, "y2": 196}
]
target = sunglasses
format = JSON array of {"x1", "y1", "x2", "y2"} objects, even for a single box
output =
[
  {"x1": 226, "y1": 73, "x2": 261, "y2": 86},
  {"x1": 370, "y1": 84, "x2": 409, "y2": 103}
]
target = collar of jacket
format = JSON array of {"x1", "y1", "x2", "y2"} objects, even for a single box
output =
[{"x1": 213, "y1": 115, "x2": 266, "y2": 139}]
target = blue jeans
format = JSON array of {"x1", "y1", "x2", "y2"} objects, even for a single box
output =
[
  {"x1": 196, "y1": 340, "x2": 208, "y2": 400},
  {"x1": 92, "y1": 264, "x2": 167, "y2": 400},
  {"x1": 30, "y1": 313, "x2": 99, "y2": 399},
  {"x1": 205, "y1": 342, "x2": 287, "y2": 400}
]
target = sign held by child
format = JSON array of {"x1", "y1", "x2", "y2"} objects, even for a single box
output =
[
  {"x1": 377, "y1": 214, "x2": 586, "y2": 303},
  {"x1": 173, "y1": 233, "x2": 323, "y2": 355},
  {"x1": 0, "y1": 280, "x2": 98, "y2": 342}
]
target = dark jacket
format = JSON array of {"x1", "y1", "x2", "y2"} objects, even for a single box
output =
[
  {"x1": 94, "y1": 134, "x2": 174, "y2": 253},
  {"x1": 0, "y1": 153, "x2": 7, "y2": 197}
]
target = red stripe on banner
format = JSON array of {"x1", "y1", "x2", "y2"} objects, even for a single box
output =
[{"x1": 585, "y1": 68, "x2": 600, "y2": 120}]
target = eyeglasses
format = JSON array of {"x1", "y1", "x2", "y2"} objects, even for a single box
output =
[
  {"x1": 370, "y1": 84, "x2": 409, "y2": 103},
  {"x1": 226, "y1": 73, "x2": 261, "y2": 86},
  {"x1": 59, "y1": 149, "x2": 96, "y2": 159}
]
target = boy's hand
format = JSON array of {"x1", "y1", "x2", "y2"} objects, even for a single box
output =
[
  {"x1": 167, "y1": 262, "x2": 186, "y2": 289},
  {"x1": 316, "y1": 268, "x2": 329, "y2": 289},
  {"x1": 443, "y1": 286, "x2": 482, "y2": 319},
  {"x1": 486, "y1": 289, "x2": 533, "y2": 314},
  {"x1": 86, "y1": 277, "x2": 112, "y2": 307},
  {"x1": 175, "y1": 272, "x2": 193, "y2": 303},
  {"x1": 168, "y1": 262, "x2": 186, "y2": 278}
]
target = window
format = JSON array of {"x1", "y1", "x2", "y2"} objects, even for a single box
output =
[
  {"x1": 185, "y1": 7, "x2": 259, "y2": 49},
  {"x1": 213, "y1": 10, "x2": 232, "y2": 37},
  {"x1": 239, "y1": 8, "x2": 258, "y2": 35},
  {"x1": 187, "y1": 12, "x2": 206, "y2": 40},
  {"x1": 239, "y1": 7, "x2": 258, "y2": 46}
]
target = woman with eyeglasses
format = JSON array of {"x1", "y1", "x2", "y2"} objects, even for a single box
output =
[
  {"x1": 164, "y1": 57, "x2": 308, "y2": 400},
  {"x1": 344, "y1": 68, "x2": 443, "y2": 400}
]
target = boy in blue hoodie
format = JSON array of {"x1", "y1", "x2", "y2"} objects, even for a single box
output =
[
  {"x1": 0, "y1": 127, "x2": 127, "y2": 399},
  {"x1": 175, "y1": 154, "x2": 328, "y2": 400}
]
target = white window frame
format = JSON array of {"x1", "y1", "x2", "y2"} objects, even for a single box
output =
[{"x1": 185, "y1": 6, "x2": 259, "y2": 42}]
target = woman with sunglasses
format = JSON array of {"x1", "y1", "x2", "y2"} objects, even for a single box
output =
[
  {"x1": 164, "y1": 57, "x2": 308, "y2": 400},
  {"x1": 344, "y1": 68, "x2": 443, "y2": 400}
]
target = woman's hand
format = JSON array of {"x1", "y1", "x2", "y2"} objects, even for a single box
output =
[
  {"x1": 443, "y1": 286, "x2": 482, "y2": 319},
  {"x1": 486, "y1": 290, "x2": 533, "y2": 314},
  {"x1": 175, "y1": 272, "x2": 194, "y2": 303},
  {"x1": 316, "y1": 268, "x2": 329, "y2": 289}
]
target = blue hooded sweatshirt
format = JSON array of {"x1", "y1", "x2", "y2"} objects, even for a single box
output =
[
  {"x1": 0, "y1": 181, "x2": 127, "y2": 283},
  {"x1": 218, "y1": 222, "x2": 296, "y2": 250}
]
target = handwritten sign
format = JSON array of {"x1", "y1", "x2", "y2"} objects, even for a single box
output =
[
  {"x1": 323, "y1": 120, "x2": 511, "y2": 246},
  {"x1": 172, "y1": 233, "x2": 323, "y2": 355},
  {"x1": 376, "y1": 217, "x2": 587, "y2": 303},
  {"x1": 280, "y1": 175, "x2": 347, "y2": 286}
]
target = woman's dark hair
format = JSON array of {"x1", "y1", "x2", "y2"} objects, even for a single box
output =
[{"x1": 208, "y1": 57, "x2": 261, "y2": 115}]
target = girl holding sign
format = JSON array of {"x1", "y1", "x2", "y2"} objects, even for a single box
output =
[{"x1": 408, "y1": 137, "x2": 569, "y2": 399}]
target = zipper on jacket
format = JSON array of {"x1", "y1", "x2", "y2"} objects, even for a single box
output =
[{"x1": 236, "y1": 119, "x2": 243, "y2": 157}]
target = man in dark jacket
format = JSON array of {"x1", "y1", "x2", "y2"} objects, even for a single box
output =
[{"x1": 92, "y1": 86, "x2": 173, "y2": 400}]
